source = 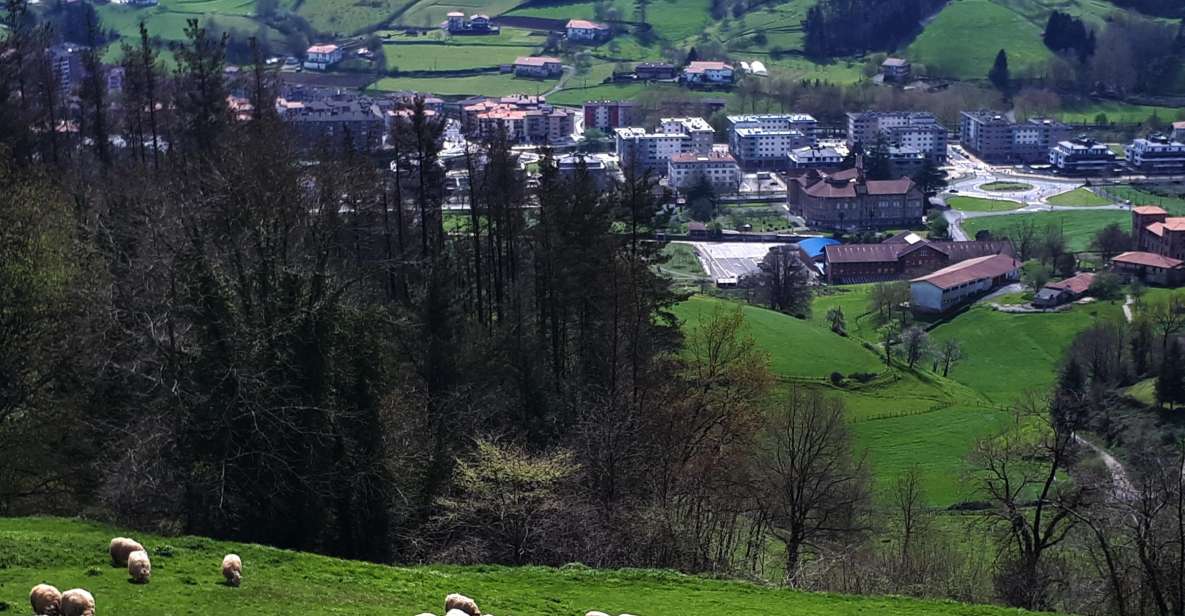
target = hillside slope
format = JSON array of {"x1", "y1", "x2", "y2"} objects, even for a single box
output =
[{"x1": 0, "y1": 517, "x2": 1033, "y2": 615}]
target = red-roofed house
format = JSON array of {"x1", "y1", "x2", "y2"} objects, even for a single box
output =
[
  {"x1": 567, "y1": 19, "x2": 611, "y2": 42},
  {"x1": 1112, "y1": 251, "x2": 1185, "y2": 286},
  {"x1": 514, "y1": 56, "x2": 564, "y2": 78},
  {"x1": 910, "y1": 254, "x2": 1021, "y2": 313},
  {"x1": 304, "y1": 44, "x2": 342, "y2": 70},
  {"x1": 788, "y1": 163, "x2": 924, "y2": 231},
  {"x1": 682, "y1": 61, "x2": 735, "y2": 85},
  {"x1": 1034, "y1": 272, "x2": 1095, "y2": 307}
]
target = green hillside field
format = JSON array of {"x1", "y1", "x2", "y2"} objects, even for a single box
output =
[{"x1": 0, "y1": 517, "x2": 1034, "y2": 616}]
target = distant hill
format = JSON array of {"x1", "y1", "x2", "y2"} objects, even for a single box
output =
[{"x1": 0, "y1": 517, "x2": 1034, "y2": 615}]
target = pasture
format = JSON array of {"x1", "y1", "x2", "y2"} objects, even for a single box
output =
[
  {"x1": 382, "y1": 42, "x2": 538, "y2": 70},
  {"x1": 370, "y1": 72, "x2": 557, "y2": 96},
  {"x1": 905, "y1": 0, "x2": 1052, "y2": 80},
  {"x1": 947, "y1": 195, "x2": 1024, "y2": 212},
  {"x1": 1047, "y1": 187, "x2": 1112, "y2": 207},
  {"x1": 0, "y1": 517, "x2": 1035, "y2": 616},
  {"x1": 960, "y1": 210, "x2": 1129, "y2": 253}
]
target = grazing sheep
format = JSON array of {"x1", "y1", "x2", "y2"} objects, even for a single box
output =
[
  {"x1": 444, "y1": 593, "x2": 480, "y2": 616},
  {"x1": 29, "y1": 583, "x2": 62, "y2": 616},
  {"x1": 128, "y1": 550, "x2": 151, "y2": 584},
  {"x1": 109, "y1": 537, "x2": 144, "y2": 567},
  {"x1": 221, "y1": 554, "x2": 242, "y2": 587},
  {"x1": 445, "y1": 610, "x2": 471, "y2": 616},
  {"x1": 59, "y1": 589, "x2": 95, "y2": 616}
]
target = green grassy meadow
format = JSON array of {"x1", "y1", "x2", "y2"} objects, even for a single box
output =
[
  {"x1": 948, "y1": 196, "x2": 1024, "y2": 212},
  {"x1": 371, "y1": 72, "x2": 557, "y2": 96},
  {"x1": 0, "y1": 517, "x2": 1036, "y2": 616},
  {"x1": 1106, "y1": 185, "x2": 1185, "y2": 214},
  {"x1": 961, "y1": 210, "x2": 1129, "y2": 252},
  {"x1": 1047, "y1": 187, "x2": 1113, "y2": 207},
  {"x1": 383, "y1": 42, "x2": 538, "y2": 70},
  {"x1": 906, "y1": 0, "x2": 1052, "y2": 80}
]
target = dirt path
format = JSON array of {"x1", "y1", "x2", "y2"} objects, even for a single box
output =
[{"x1": 1074, "y1": 434, "x2": 1136, "y2": 502}]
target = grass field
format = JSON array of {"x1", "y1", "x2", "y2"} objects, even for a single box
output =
[
  {"x1": 1105, "y1": 184, "x2": 1185, "y2": 214},
  {"x1": 947, "y1": 196, "x2": 1024, "y2": 212},
  {"x1": 1047, "y1": 187, "x2": 1113, "y2": 207},
  {"x1": 1056, "y1": 101, "x2": 1185, "y2": 124},
  {"x1": 930, "y1": 302, "x2": 1125, "y2": 404},
  {"x1": 673, "y1": 295, "x2": 884, "y2": 378},
  {"x1": 0, "y1": 517, "x2": 1036, "y2": 616},
  {"x1": 660, "y1": 243, "x2": 709, "y2": 281},
  {"x1": 370, "y1": 72, "x2": 557, "y2": 96},
  {"x1": 961, "y1": 210, "x2": 1129, "y2": 253},
  {"x1": 979, "y1": 181, "x2": 1032, "y2": 192},
  {"x1": 906, "y1": 0, "x2": 1052, "y2": 80},
  {"x1": 383, "y1": 43, "x2": 538, "y2": 70}
]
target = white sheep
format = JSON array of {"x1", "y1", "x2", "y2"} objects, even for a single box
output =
[
  {"x1": 29, "y1": 583, "x2": 62, "y2": 616},
  {"x1": 128, "y1": 549, "x2": 151, "y2": 584},
  {"x1": 445, "y1": 610, "x2": 471, "y2": 616},
  {"x1": 59, "y1": 589, "x2": 95, "y2": 616},
  {"x1": 109, "y1": 537, "x2": 144, "y2": 567},
  {"x1": 222, "y1": 553, "x2": 243, "y2": 586},
  {"x1": 444, "y1": 593, "x2": 480, "y2": 616}
]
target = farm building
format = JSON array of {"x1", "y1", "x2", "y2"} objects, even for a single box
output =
[
  {"x1": 1033, "y1": 272, "x2": 1095, "y2": 308},
  {"x1": 304, "y1": 44, "x2": 343, "y2": 71},
  {"x1": 682, "y1": 61, "x2": 734, "y2": 85},
  {"x1": 635, "y1": 62, "x2": 677, "y2": 80},
  {"x1": 514, "y1": 56, "x2": 564, "y2": 78},
  {"x1": 880, "y1": 57, "x2": 911, "y2": 83},
  {"x1": 566, "y1": 19, "x2": 611, "y2": 42},
  {"x1": 909, "y1": 254, "x2": 1021, "y2": 313}
]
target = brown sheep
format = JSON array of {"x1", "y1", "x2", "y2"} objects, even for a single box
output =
[
  {"x1": 109, "y1": 537, "x2": 144, "y2": 567},
  {"x1": 221, "y1": 554, "x2": 242, "y2": 587},
  {"x1": 29, "y1": 583, "x2": 62, "y2": 616},
  {"x1": 444, "y1": 593, "x2": 480, "y2": 616},
  {"x1": 128, "y1": 549, "x2": 151, "y2": 584},
  {"x1": 59, "y1": 589, "x2": 95, "y2": 616}
]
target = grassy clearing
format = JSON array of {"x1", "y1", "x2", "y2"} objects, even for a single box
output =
[
  {"x1": 947, "y1": 196, "x2": 1024, "y2": 212},
  {"x1": 0, "y1": 517, "x2": 1035, "y2": 616},
  {"x1": 370, "y1": 72, "x2": 557, "y2": 96},
  {"x1": 906, "y1": 0, "x2": 1052, "y2": 80},
  {"x1": 979, "y1": 181, "x2": 1032, "y2": 192},
  {"x1": 930, "y1": 302, "x2": 1125, "y2": 404},
  {"x1": 660, "y1": 243, "x2": 708, "y2": 280},
  {"x1": 1126, "y1": 377, "x2": 1156, "y2": 406},
  {"x1": 810, "y1": 284, "x2": 882, "y2": 342},
  {"x1": 1056, "y1": 101, "x2": 1185, "y2": 124},
  {"x1": 1105, "y1": 184, "x2": 1185, "y2": 214},
  {"x1": 961, "y1": 210, "x2": 1129, "y2": 253},
  {"x1": 673, "y1": 295, "x2": 885, "y2": 378},
  {"x1": 383, "y1": 43, "x2": 538, "y2": 70},
  {"x1": 1047, "y1": 187, "x2": 1113, "y2": 207},
  {"x1": 298, "y1": 0, "x2": 416, "y2": 35}
]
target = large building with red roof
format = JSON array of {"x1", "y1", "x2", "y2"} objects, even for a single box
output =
[
  {"x1": 1110, "y1": 206, "x2": 1185, "y2": 285},
  {"x1": 910, "y1": 254, "x2": 1021, "y2": 313},
  {"x1": 787, "y1": 163, "x2": 924, "y2": 231},
  {"x1": 822, "y1": 232, "x2": 1014, "y2": 284}
]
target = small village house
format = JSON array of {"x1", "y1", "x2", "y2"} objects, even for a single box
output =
[
  {"x1": 1033, "y1": 272, "x2": 1095, "y2": 308},
  {"x1": 682, "y1": 61, "x2": 734, "y2": 85},
  {"x1": 880, "y1": 57, "x2": 911, "y2": 83},
  {"x1": 566, "y1": 19, "x2": 611, "y2": 43},
  {"x1": 303, "y1": 44, "x2": 343, "y2": 71},
  {"x1": 514, "y1": 56, "x2": 564, "y2": 78}
]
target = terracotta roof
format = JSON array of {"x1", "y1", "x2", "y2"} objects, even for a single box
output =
[
  {"x1": 1148, "y1": 222, "x2": 1165, "y2": 237},
  {"x1": 911, "y1": 254, "x2": 1021, "y2": 290},
  {"x1": 866, "y1": 178, "x2": 914, "y2": 195},
  {"x1": 516, "y1": 56, "x2": 561, "y2": 66},
  {"x1": 1134, "y1": 205, "x2": 1168, "y2": 215},
  {"x1": 1113, "y1": 251, "x2": 1185, "y2": 269},
  {"x1": 567, "y1": 19, "x2": 608, "y2": 29},
  {"x1": 1165, "y1": 218, "x2": 1185, "y2": 231},
  {"x1": 1174, "y1": 121, "x2": 1185, "y2": 129},
  {"x1": 307, "y1": 44, "x2": 339, "y2": 54},
  {"x1": 1045, "y1": 272, "x2": 1095, "y2": 295}
]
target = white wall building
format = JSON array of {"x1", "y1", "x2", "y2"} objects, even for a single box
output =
[
  {"x1": 304, "y1": 44, "x2": 343, "y2": 70},
  {"x1": 667, "y1": 151, "x2": 740, "y2": 192},
  {"x1": 910, "y1": 254, "x2": 1021, "y2": 313},
  {"x1": 1127, "y1": 135, "x2": 1185, "y2": 174}
]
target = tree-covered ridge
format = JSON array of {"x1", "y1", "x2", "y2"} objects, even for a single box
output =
[{"x1": 802, "y1": 0, "x2": 947, "y2": 58}]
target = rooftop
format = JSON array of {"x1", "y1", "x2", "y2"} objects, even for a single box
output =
[
  {"x1": 567, "y1": 19, "x2": 608, "y2": 29},
  {"x1": 685, "y1": 61, "x2": 732, "y2": 72},
  {"x1": 911, "y1": 254, "x2": 1021, "y2": 290},
  {"x1": 881, "y1": 57, "x2": 909, "y2": 67},
  {"x1": 1113, "y1": 251, "x2": 1185, "y2": 269},
  {"x1": 307, "y1": 44, "x2": 339, "y2": 54},
  {"x1": 670, "y1": 151, "x2": 736, "y2": 163},
  {"x1": 1133, "y1": 205, "x2": 1168, "y2": 215},
  {"x1": 1044, "y1": 272, "x2": 1095, "y2": 295},
  {"x1": 515, "y1": 56, "x2": 562, "y2": 66}
]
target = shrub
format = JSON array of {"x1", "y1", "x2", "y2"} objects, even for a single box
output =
[{"x1": 829, "y1": 371, "x2": 845, "y2": 386}]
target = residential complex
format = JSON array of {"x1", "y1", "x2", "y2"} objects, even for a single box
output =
[
  {"x1": 1126, "y1": 134, "x2": 1185, "y2": 174},
  {"x1": 667, "y1": 151, "x2": 740, "y2": 192},
  {"x1": 846, "y1": 111, "x2": 947, "y2": 163},
  {"x1": 726, "y1": 114, "x2": 818, "y2": 170},
  {"x1": 788, "y1": 145, "x2": 842, "y2": 169},
  {"x1": 787, "y1": 165, "x2": 924, "y2": 231},
  {"x1": 445, "y1": 12, "x2": 497, "y2": 34},
  {"x1": 635, "y1": 62, "x2": 677, "y2": 80},
  {"x1": 823, "y1": 233, "x2": 1014, "y2": 284},
  {"x1": 1049, "y1": 137, "x2": 1116, "y2": 174},
  {"x1": 959, "y1": 111, "x2": 1070, "y2": 163},
  {"x1": 614, "y1": 117, "x2": 713, "y2": 172},
  {"x1": 462, "y1": 95, "x2": 576, "y2": 144},
  {"x1": 582, "y1": 100, "x2": 637, "y2": 131},
  {"x1": 275, "y1": 96, "x2": 385, "y2": 151},
  {"x1": 1115, "y1": 206, "x2": 1185, "y2": 285}
]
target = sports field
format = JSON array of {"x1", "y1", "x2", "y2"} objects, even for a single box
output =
[{"x1": 961, "y1": 210, "x2": 1129, "y2": 252}]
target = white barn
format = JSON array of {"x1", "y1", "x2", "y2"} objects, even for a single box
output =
[{"x1": 910, "y1": 254, "x2": 1021, "y2": 313}]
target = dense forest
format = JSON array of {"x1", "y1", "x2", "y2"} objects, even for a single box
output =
[{"x1": 1107, "y1": 0, "x2": 1184, "y2": 18}]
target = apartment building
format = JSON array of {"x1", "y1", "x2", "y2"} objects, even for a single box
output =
[
  {"x1": 1049, "y1": 137, "x2": 1116, "y2": 174},
  {"x1": 582, "y1": 100, "x2": 637, "y2": 131},
  {"x1": 726, "y1": 114, "x2": 817, "y2": 170},
  {"x1": 1126, "y1": 134, "x2": 1185, "y2": 174},
  {"x1": 667, "y1": 151, "x2": 740, "y2": 192},
  {"x1": 846, "y1": 111, "x2": 947, "y2": 163},
  {"x1": 959, "y1": 111, "x2": 1070, "y2": 163}
]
